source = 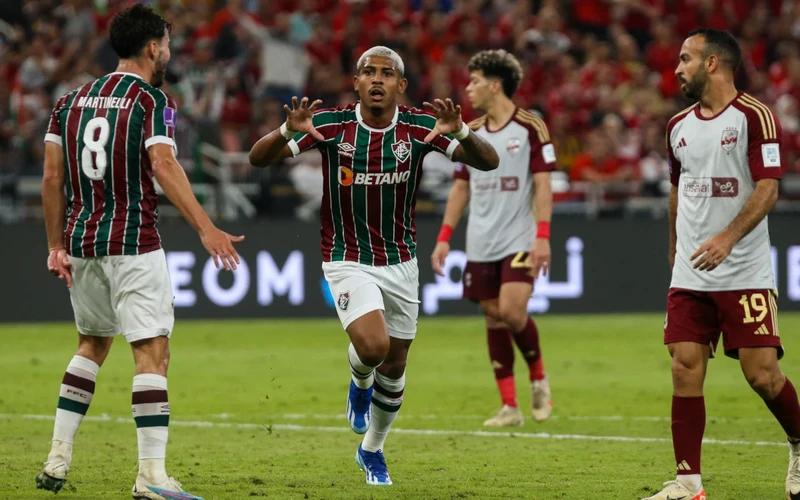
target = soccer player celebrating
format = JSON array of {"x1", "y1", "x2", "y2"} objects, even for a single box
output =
[
  {"x1": 249, "y1": 46, "x2": 499, "y2": 485},
  {"x1": 431, "y1": 50, "x2": 555, "y2": 427},
  {"x1": 38, "y1": 5, "x2": 241, "y2": 499},
  {"x1": 644, "y1": 29, "x2": 800, "y2": 500}
]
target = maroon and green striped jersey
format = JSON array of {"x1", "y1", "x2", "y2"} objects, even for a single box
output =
[
  {"x1": 44, "y1": 72, "x2": 178, "y2": 257},
  {"x1": 288, "y1": 102, "x2": 459, "y2": 266}
]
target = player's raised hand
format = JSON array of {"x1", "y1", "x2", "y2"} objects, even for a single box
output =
[
  {"x1": 47, "y1": 248, "x2": 72, "y2": 288},
  {"x1": 201, "y1": 227, "x2": 245, "y2": 271},
  {"x1": 531, "y1": 238, "x2": 551, "y2": 278},
  {"x1": 431, "y1": 241, "x2": 450, "y2": 276},
  {"x1": 284, "y1": 96, "x2": 325, "y2": 142},
  {"x1": 691, "y1": 232, "x2": 735, "y2": 272},
  {"x1": 422, "y1": 98, "x2": 463, "y2": 143}
]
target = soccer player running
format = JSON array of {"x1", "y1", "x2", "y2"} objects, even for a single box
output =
[
  {"x1": 249, "y1": 46, "x2": 499, "y2": 485},
  {"x1": 37, "y1": 5, "x2": 242, "y2": 500},
  {"x1": 645, "y1": 29, "x2": 800, "y2": 500},
  {"x1": 431, "y1": 50, "x2": 555, "y2": 427}
]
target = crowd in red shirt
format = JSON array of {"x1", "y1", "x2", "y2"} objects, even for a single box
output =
[{"x1": 1, "y1": 0, "x2": 800, "y2": 214}]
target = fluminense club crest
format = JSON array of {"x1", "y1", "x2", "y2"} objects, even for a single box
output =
[
  {"x1": 338, "y1": 291, "x2": 350, "y2": 311},
  {"x1": 392, "y1": 140, "x2": 411, "y2": 163}
]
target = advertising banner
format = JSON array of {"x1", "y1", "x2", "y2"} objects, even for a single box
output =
[{"x1": 2, "y1": 217, "x2": 799, "y2": 323}]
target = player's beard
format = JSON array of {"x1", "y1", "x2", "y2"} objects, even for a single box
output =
[
  {"x1": 151, "y1": 52, "x2": 168, "y2": 88},
  {"x1": 682, "y1": 69, "x2": 708, "y2": 100}
]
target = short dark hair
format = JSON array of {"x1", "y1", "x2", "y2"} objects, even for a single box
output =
[
  {"x1": 467, "y1": 49, "x2": 524, "y2": 98},
  {"x1": 687, "y1": 28, "x2": 741, "y2": 73},
  {"x1": 110, "y1": 4, "x2": 171, "y2": 60}
]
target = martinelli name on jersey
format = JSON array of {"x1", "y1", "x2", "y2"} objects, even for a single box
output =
[
  {"x1": 45, "y1": 72, "x2": 178, "y2": 258},
  {"x1": 288, "y1": 103, "x2": 459, "y2": 266}
]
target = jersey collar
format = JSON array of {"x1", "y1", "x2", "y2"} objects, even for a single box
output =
[
  {"x1": 109, "y1": 71, "x2": 147, "y2": 82},
  {"x1": 355, "y1": 102, "x2": 398, "y2": 132}
]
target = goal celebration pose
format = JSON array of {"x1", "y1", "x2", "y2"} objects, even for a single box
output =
[{"x1": 249, "y1": 46, "x2": 499, "y2": 485}]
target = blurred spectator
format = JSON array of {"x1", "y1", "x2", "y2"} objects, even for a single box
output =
[{"x1": 2, "y1": 0, "x2": 800, "y2": 221}]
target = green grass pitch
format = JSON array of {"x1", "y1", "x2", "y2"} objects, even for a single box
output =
[{"x1": 1, "y1": 313, "x2": 799, "y2": 499}]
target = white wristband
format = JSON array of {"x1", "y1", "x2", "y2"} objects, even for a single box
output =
[
  {"x1": 453, "y1": 122, "x2": 470, "y2": 141},
  {"x1": 280, "y1": 122, "x2": 298, "y2": 140}
]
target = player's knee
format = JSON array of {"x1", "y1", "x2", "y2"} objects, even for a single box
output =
[
  {"x1": 480, "y1": 304, "x2": 501, "y2": 323},
  {"x1": 379, "y1": 359, "x2": 406, "y2": 380},
  {"x1": 131, "y1": 336, "x2": 170, "y2": 375},
  {"x1": 76, "y1": 336, "x2": 114, "y2": 366},
  {"x1": 498, "y1": 304, "x2": 527, "y2": 331},
  {"x1": 356, "y1": 338, "x2": 390, "y2": 368},
  {"x1": 670, "y1": 355, "x2": 703, "y2": 386},
  {"x1": 745, "y1": 368, "x2": 783, "y2": 399}
]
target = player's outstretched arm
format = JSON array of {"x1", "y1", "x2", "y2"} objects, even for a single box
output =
[
  {"x1": 42, "y1": 141, "x2": 72, "y2": 287},
  {"x1": 249, "y1": 96, "x2": 324, "y2": 167},
  {"x1": 432, "y1": 178, "x2": 470, "y2": 276},
  {"x1": 423, "y1": 98, "x2": 499, "y2": 172},
  {"x1": 149, "y1": 143, "x2": 245, "y2": 271},
  {"x1": 691, "y1": 179, "x2": 779, "y2": 272}
]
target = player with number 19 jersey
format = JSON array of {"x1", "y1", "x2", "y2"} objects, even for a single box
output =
[{"x1": 45, "y1": 72, "x2": 177, "y2": 258}]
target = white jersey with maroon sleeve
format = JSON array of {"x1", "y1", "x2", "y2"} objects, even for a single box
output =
[
  {"x1": 667, "y1": 93, "x2": 783, "y2": 291},
  {"x1": 454, "y1": 109, "x2": 557, "y2": 262}
]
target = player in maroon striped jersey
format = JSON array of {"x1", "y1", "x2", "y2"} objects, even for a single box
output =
[
  {"x1": 249, "y1": 46, "x2": 499, "y2": 485},
  {"x1": 38, "y1": 5, "x2": 240, "y2": 499}
]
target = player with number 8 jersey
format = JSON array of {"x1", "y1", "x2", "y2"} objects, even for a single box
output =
[
  {"x1": 38, "y1": 5, "x2": 241, "y2": 500},
  {"x1": 46, "y1": 72, "x2": 176, "y2": 257}
]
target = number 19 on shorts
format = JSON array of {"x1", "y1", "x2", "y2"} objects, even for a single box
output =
[{"x1": 739, "y1": 291, "x2": 779, "y2": 336}]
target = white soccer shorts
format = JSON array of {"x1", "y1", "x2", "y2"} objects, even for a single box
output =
[
  {"x1": 322, "y1": 258, "x2": 420, "y2": 340},
  {"x1": 67, "y1": 249, "x2": 174, "y2": 343}
]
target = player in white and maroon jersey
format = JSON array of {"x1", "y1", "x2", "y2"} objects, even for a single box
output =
[
  {"x1": 38, "y1": 5, "x2": 241, "y2": 500},
  {"x1": 431, "y1": 50, "x2": 555, "y2": 428},
  {"x1": 249, "y1": 46, "x2": 499, "y2": 485},
  {"x1": 644, "y1": 29, "x2": 800, "y2": 500}
]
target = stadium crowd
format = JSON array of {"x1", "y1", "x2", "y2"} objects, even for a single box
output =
[{"x1": 1, "y1": 0, "x2": 800, "y2": 220}]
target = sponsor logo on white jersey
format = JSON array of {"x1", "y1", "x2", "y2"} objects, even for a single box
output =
[{"x1": 682, "y1": 176, "x2": 739, "y2": 198}]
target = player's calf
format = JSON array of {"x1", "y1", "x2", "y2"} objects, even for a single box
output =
[{"x1": 347, "y1": 343, "x2": 380, "y2": 434}]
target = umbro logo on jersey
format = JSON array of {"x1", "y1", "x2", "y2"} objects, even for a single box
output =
[
  {"x1": 338, "y1": 142, "x2": 356, "y2": 159},
  {"x1": 675, "y1": 137, "x2": 687, "y2": 149},
  {"x1": 337, "y1": 166, "x2": 411, "y2": 186}
]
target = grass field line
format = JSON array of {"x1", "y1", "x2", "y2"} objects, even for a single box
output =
[
  {"x1": 0, "y1": 413, "x2": 786, "y2": 448},
  {"x1": 273, "y1": 413, "x2": 775, "y2": 423}
]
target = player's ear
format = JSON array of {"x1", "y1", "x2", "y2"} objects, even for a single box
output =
[
  {"x1": 146, "y1": 39, "x2": 158, "y2": 61},
  {"x1": 353, "y1": 74, "x2": 359, "y2": 92},
  {"x1": 398, "y1": 77, "x2": 408, "y2": 94}
]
